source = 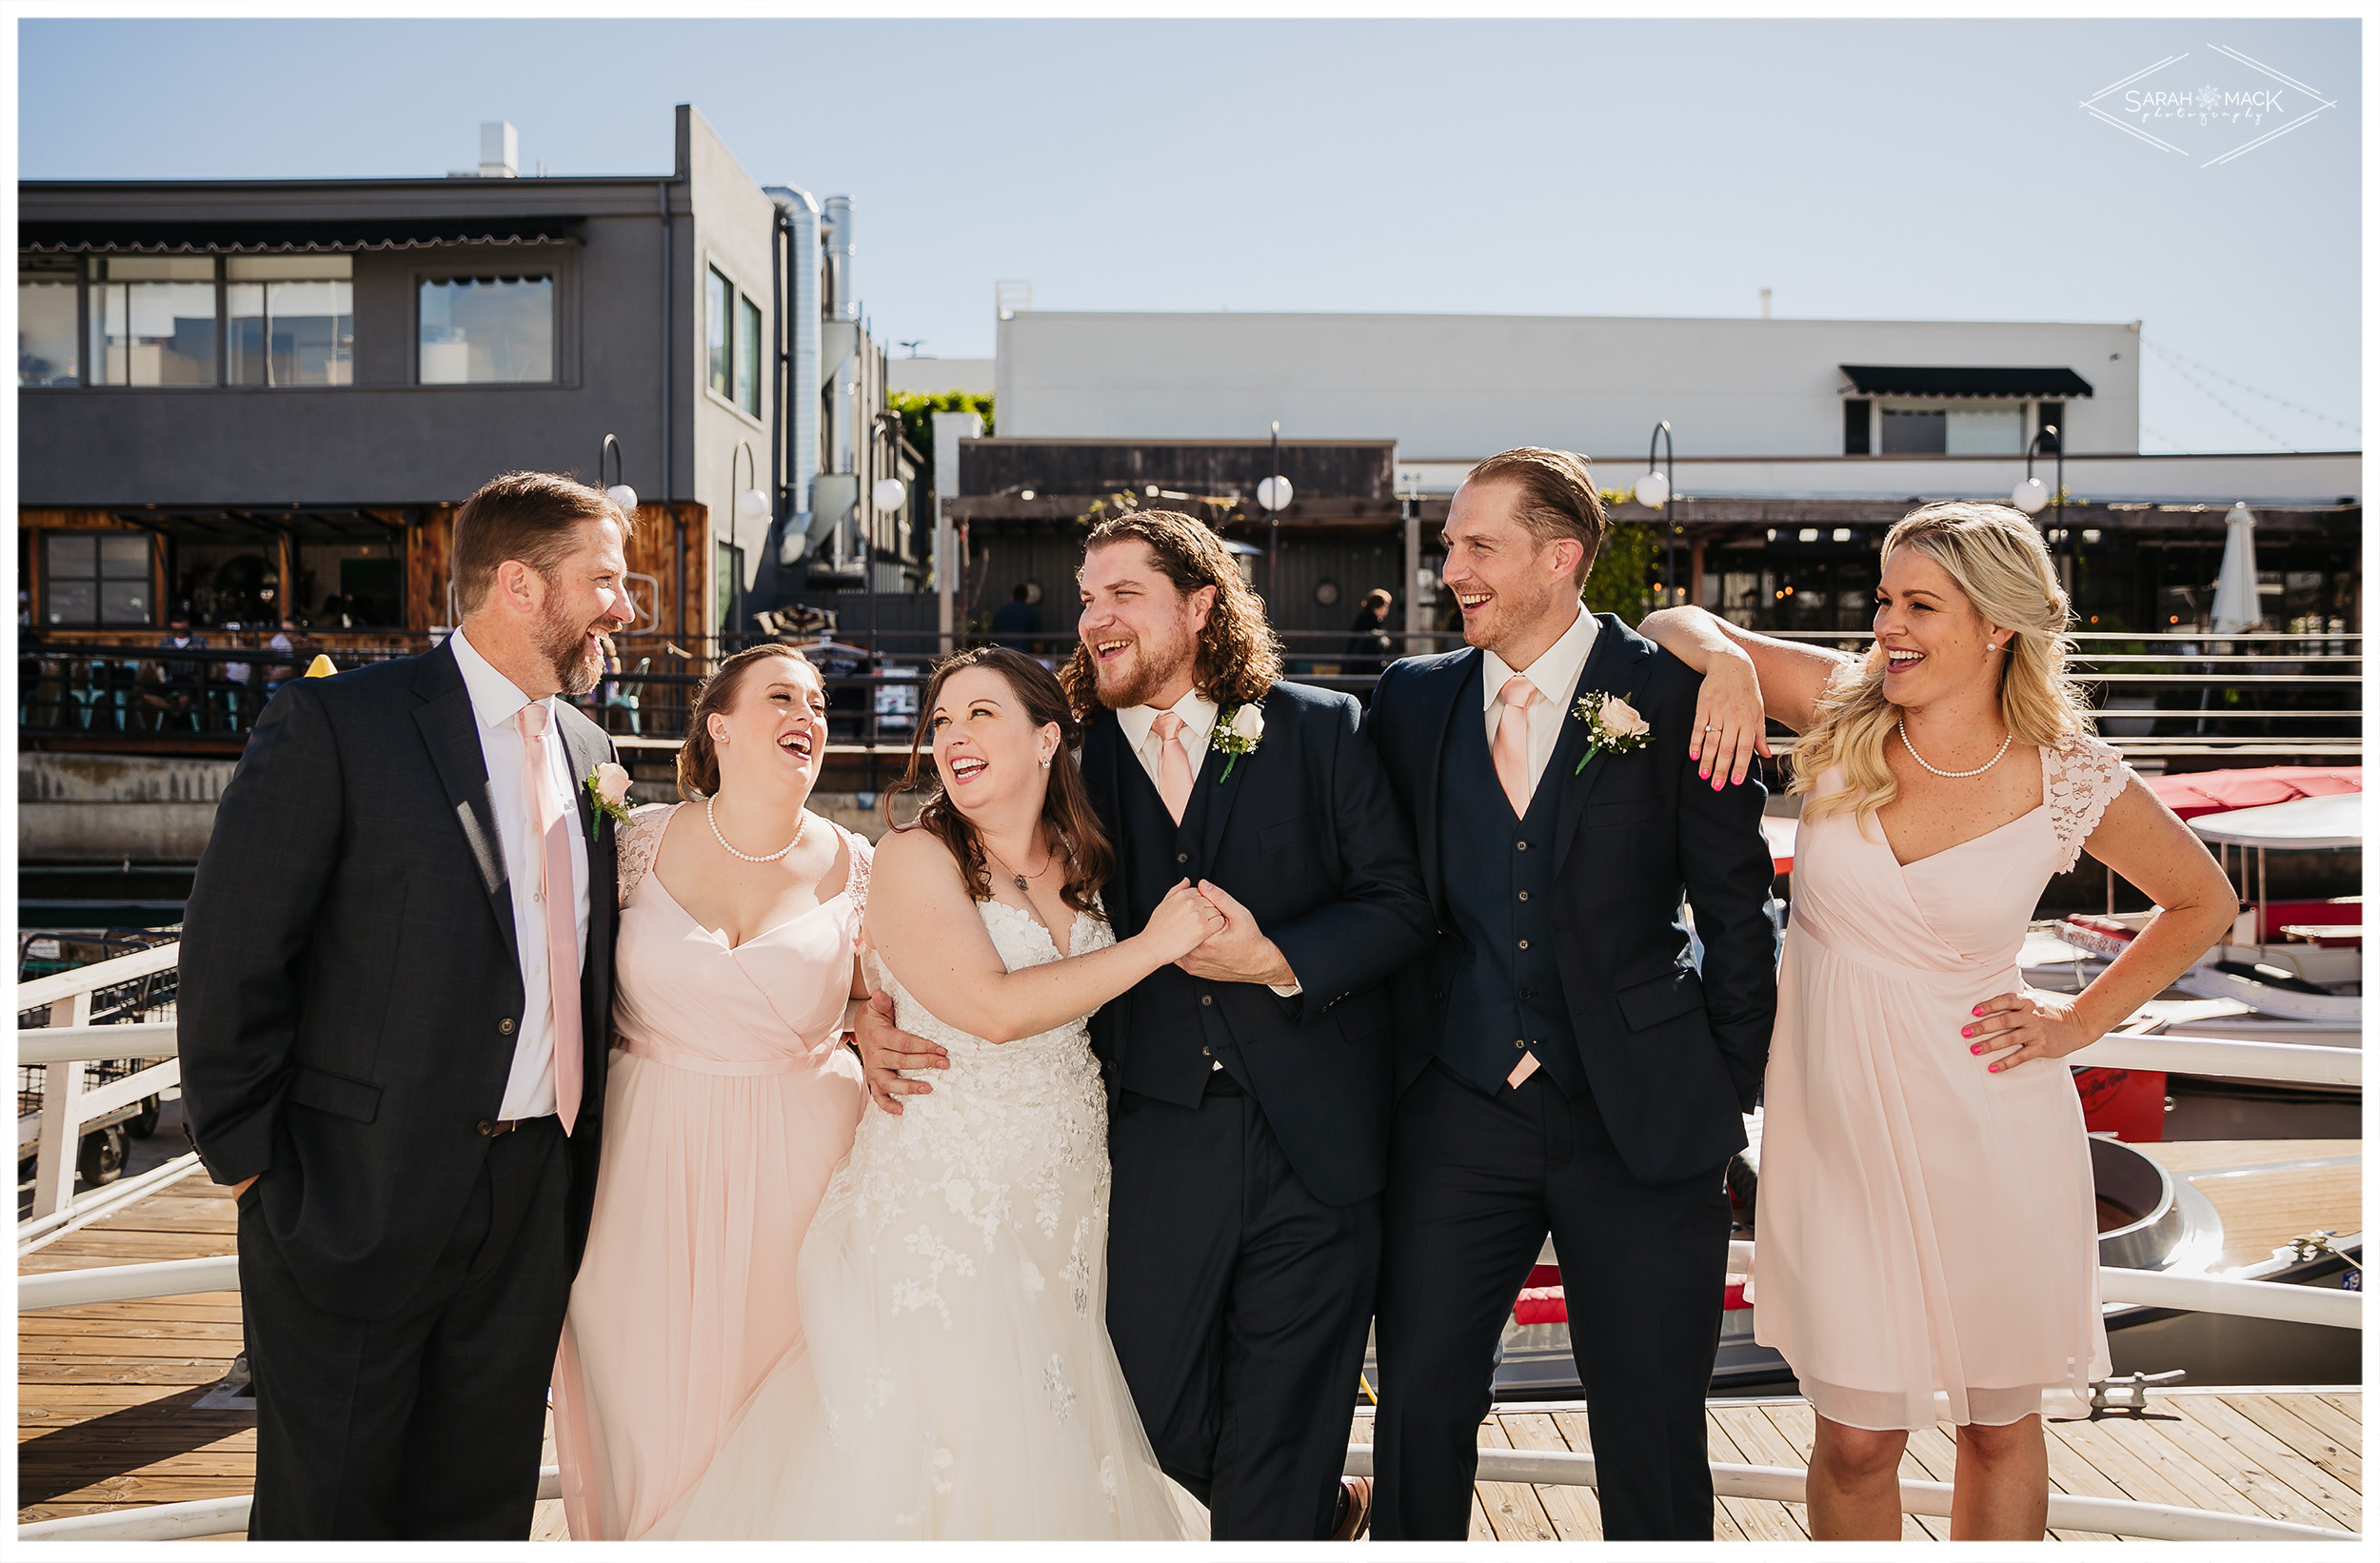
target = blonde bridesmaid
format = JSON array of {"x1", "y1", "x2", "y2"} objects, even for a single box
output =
[{"x1": 1641, "y1": 504, "x2": 2232, "y2": 1539}]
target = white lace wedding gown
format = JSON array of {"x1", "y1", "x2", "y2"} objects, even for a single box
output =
[{"x1": 647, "y1": 900, "x2": 1200, "y2": 1540}]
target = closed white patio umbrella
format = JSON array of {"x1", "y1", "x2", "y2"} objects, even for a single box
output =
[{"x1": 2209, "y1": 502, "x2": 2263, "y2": 634}]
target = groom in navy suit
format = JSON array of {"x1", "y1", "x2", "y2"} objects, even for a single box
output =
[{"x1": 1363, "y1": 449, "x2": 1779, "y2": 1539}]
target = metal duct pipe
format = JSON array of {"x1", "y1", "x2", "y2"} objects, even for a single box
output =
[
  {"x1": 764, "y1": 186, "x2": 822, "y2": 566},
  {"x1": 822, "y1": 195, "x2": 856, "y2": 322}
]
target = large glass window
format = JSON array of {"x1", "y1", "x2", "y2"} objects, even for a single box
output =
[
  {"x1": 228, "y1": 256, "x2": 352, "y2": 386},
  {"x1": 707, "y1": 267, "x2": 732, "y2": 399},
  {"x1": 419, "y1": 275, "x2": 553, "y2": 384},
  {"x1": 1945, "y1": 406, "x2": 2023, "y2": 455},
  {"x1": 44, "y1": 532, "x2": 153, "y2": 626},
  {"x1": 19, "y1": 254, "x2": 81, "y2": 386},
  {"x1": 294, "y1": 540, "x2": 404, "y2": 626},
  {"x1": 736, "y1": 293, "x2": 763, "y2": 416},
  {"x1": 89, "y1": 257, "x2": 217, "y2": 386}
]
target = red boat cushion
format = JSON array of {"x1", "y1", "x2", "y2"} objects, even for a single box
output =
[
  {"x1": 1511, "y1": 1275, "x2": 1753, "y2": 1327},
  {"x1": 2147, "y1": 765, "x2": 2361, "y2": 819}
]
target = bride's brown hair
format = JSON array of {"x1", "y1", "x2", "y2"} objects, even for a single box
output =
[{"x1": 887, "y1": 646, "x2": 1115, "y2": 917}]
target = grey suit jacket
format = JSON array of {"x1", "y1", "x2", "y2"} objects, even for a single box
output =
[{"x1": 179, "y1": 640, "x2": 618, "y2": 1319}]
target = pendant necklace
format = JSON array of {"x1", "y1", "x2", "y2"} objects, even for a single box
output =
[
  {"x1": 707, "y1": 796, "x2": 806, "y2": 863},
  {"x1": 1897, "y1": 721, "x2": 2012, "y2": 780},
  {"x1": 984, "y1": 839, "x2": 1052, "y2": 893}
]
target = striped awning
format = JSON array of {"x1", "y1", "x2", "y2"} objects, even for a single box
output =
[{"x1": 20, "y1": 218, "x2": 581, "y2": 255}]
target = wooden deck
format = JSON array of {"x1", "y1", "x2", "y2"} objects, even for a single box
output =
[
  {"x1": 1349, "y1": 1391, "x2": 2360, "y2": 1541},
  {"x1": 17, "y1": 1144, "x2": 2363, "y2": 1540}
]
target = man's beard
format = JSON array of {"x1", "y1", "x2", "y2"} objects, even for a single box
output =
[
  {"x1": 1094, "y1": 635, "x2": 1197, "y2": 711},
  {"x1": 536, "y1": 603, "x2": 605, "y2": 697}
]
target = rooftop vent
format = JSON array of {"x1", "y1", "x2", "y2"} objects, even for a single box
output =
[{"x1": 449, "y1": 121, "x2": 519, "y2": 179}]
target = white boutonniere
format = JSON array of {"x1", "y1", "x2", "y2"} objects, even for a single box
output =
[
  {"x1": 1571, "y1": 691, "x2": 1651, "y2": 774},
  {"x1": 584, "y1": 762, "x2": 633, "y2": 841},
  {"x1": 1213, "y1": 702, "x2": 1264, "y2": 782}
]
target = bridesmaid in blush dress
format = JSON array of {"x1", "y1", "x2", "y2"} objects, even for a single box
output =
[
  {"x1": 551, "y1": 645, "x2": 872, "y2": 1539},
  {"x1": 1640, "y1": 503, "x2": 2233, "y2": 1541}
]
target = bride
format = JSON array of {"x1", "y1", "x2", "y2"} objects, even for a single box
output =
[{"x1": 651, "y1": 646, "x2": 1221, "y2": 1539}]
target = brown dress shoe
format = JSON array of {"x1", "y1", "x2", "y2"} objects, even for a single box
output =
[{"x1": 1329, "y1": 1475, "x2": 1374, "y2": 1541}]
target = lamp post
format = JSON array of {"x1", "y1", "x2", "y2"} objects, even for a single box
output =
[
  {"x1": 1637, "y1": 422, "x2": 1677, "y2": 610},
  {"x1": 601, "y1": 434, "x2": 638, "y2": 515},
  {"x1": 1256, "y1": 421, "x2": 1293, "y2": 608},
  {"x1": 2011, "y1": 424, "x2": 2063, "y2": 531}
]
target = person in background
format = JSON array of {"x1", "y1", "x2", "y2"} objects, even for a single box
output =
[
  {"x1": 265, "y1": 620, "x2": 301, "y2": 694},
  {"x1": 1342, "y1": 588, "x2": 1396, "y2": 683},
  {"x1": 990, "y1": 583, "x2": 1042, "y2": 652},
  {"x1": 148, "y1": 616, "x2": 210, "y2": 725}
]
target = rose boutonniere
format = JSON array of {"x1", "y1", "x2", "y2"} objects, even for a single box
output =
[
  {"x1": 584, "y1": 762, "x2": 633, "y2": 841},
  {"x1": 1213, "y1": 702, "x2": 1264, "y2": 782},
  {"x1": 1571, "y1": 691, "x2": 1651, "y2": 774}
]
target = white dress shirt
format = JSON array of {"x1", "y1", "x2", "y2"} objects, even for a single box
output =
[
  {"x1": 1114, "y1": 686, "x2": 1299, "y2": 1011},
  {"x1": 450, "y1": 627, "x2": 590, "y2": 1120},
  {"x1": 1480, "y1": 599, "x2": 1601, "y2": 802}
]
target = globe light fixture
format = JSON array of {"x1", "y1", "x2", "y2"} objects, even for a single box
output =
[
  {"x1": 2012, "y1": 474, "x2": 2050, "y2": 514},
  {"x1": 1256, "y1": 474, "x2": 1295, "y2": 512},
  {"x1": 1635, "y1": 469, "x2": 1671, "y2": 510},
  {"x1": 731, "y1": 441, "x2": 768, "y2": 523},
  {"x1": 872, "y1": 477, "x2": 908, "y2": 512},
  {"x1": 600, "y1": 433, "x2": 638, "y2": 516}
]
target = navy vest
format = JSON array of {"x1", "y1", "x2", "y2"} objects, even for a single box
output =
[
  {"x1": 1435, "y1": 659, "x2": 1588, "y2": 1098},
  {"x1": 1113, "y1": 745, "x2": 1252, "y2": 1093}
]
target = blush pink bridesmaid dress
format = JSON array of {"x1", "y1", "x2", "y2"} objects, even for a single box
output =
[
  {"x1": 550, "y1": 802, "x2": 869, "y2": 1539},
  {"x1": 1750, "y1": 735, "x2": 2130, "y2": 1432}
]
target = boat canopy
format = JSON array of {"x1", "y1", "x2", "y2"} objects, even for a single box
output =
[{"x1": 2188, "y1": 793, "x2": 2362, "y2": 850}]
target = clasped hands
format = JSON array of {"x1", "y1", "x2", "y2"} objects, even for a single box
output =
[{"x1": 854, "y1": 880, "x2": 1293, "y2": 1115}]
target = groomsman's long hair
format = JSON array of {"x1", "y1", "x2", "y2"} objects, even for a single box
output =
[
  {"x1": 1057, "y1": 510, "x2": 1281, "y2": 721},
  {"x1": 891, "y1": 646, "x2": 1115, "y2": 917},
  {"x1": 1793, "y1": 503, "x2": 2091, "y2": 823}
]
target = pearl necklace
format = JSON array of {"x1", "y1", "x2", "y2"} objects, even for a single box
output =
[
  {"x1": 1897, "y1": 721, "x2": 2012, "y2": 780},
  {"x1": 707, "y1": 796, "x2": 806, "y2": 863}
]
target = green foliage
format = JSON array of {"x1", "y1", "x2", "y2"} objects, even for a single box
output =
[
  {"x1": 1581, "y1": 520, "x2": 1661, "y2": 625},
  {"x1": 887, "y1": 389, "x2": 994, "y2": 468}
]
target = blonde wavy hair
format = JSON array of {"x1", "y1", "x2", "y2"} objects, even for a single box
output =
[
  {"x1": 1058, "y1": 510, "x2": 1283, "y2": 720},
  {"x1": 1793, "y1": 502, "x2": 2092, "y2": 822}
]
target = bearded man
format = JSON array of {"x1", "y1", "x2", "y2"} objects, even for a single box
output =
[
  {"x1": 1063, "y1": 511, "x2": 1432, "y2": 1538},
  {"x1": 181, "y1": 471, "x2": 637, "y2": 1538}
]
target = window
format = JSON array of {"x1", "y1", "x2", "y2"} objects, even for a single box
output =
[
  {"x1": 228, "y1": 256, "x2": 352, "y2": 386},
  {"x1": 295, "y1": 540, "x2": 404, "y2": 626},
  {"x1": 419, "y1": 275, "x2": 553, "y2": 384},
  {"x1": 707, "y1": 267, "x2": 732, "y2": 399},
  {"x1": 736, "y1": 293, "x2": 763, "y2": 416},
  {"x1": 45, "y1": 532, "x2": 153, "y2": 625},
  {"x1": 1842, "y1": 398, "x2": 1871, "y2": 455},
  {"x1": 89, "y1": 257, "x2": 217, "y2": 386},
  {"x1": 1945, "y1": 407, "x2": 2023, "y2": 455},
  {"x1": 19, "y1": 254, "x2": 80, "y2": 386},
  {"x1": 2036, "y1": 401, "x2": 2065, "y2": 451},
  {"x1": 1880, "y1": 408, "x2": 1945, "y2": 454},
  {"x1": 715, "y1": 543, "x2": 744, "y2": 631}
]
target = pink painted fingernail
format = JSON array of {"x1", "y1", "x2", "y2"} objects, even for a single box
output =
[
  {"x1": 1961, "y1": 1026, "x2": 1973, "y2": 1038},
  {"x1": 1972, "y1": 1004, "x2": 1983, "y2": 1016},
  {"x1": 1970, "y1": 1044, "x2": 1982, "y2": 1055}
]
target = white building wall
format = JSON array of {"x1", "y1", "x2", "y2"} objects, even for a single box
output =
[{"x1": 996, "y1": 311, "x2": 2142, "y2": 460}]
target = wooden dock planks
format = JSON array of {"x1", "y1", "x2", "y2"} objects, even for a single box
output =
[{"x1": 17, "y1": 1176, "x2": 2363, "y2": 1540}]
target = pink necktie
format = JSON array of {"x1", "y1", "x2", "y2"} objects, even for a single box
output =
[
  {"x1": 1493, "y1": 675, "x2": 1536, "y2": 820},
  {"x1": 517, "y1": 704, "x2": 583, "y2": 1136},
  {"x1": 1151, "y1": 711, "x2": 1196, "y2": 825}
]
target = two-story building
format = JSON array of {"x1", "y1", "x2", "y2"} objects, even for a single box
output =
[{"x1": 19, "y1": 104, "x2": 918, "y2": 662}]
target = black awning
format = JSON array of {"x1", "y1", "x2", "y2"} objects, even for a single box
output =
[
  {"x1": 20, "y1": 217, "x2": 581, "y2": 255},
  {"x1": 1839, "y1": 365, "x2": 2094, "y2": 399}
]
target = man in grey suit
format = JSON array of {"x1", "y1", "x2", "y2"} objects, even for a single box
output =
[{"x1": 180, "y1": 471, "x2": 636, "y2": 1538}]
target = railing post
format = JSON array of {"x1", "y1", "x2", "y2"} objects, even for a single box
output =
[{"x1": 31, "y1": 988, "x2": 94, "y2": 1220}]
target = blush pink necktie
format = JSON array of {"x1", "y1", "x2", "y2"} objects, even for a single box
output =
[
  {"x1": 517, "y1": 703, "x2": 583, "y2": 1136},
  {"x1": 1492, "y1": 674, "x2": 1537, "y2": 821},
  {"x1": 1151, "y1": 711, "x2": 1196, "y2": 825}
]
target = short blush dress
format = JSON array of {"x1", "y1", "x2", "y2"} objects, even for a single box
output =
[
  {"x1": 1750, "y1": 735, "x2": 2129, "y2": 1431},
  {"x1": 551, "y1": 802, "x2": 870, "y2": 1538}
]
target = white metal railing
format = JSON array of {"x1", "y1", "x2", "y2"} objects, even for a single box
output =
[
  {"x1": 15, "y1": 942, "x2": 184, "y2": 1223},
  {"x1": 11, "y1": 1453, "x2": 2351, "y2": 1542},
  {"x1": 2066, "y1": 1031, "x2": 2361, "y2": 1090}
]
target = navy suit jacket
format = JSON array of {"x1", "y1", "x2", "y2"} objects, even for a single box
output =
[
  {"x1": 1363, "y1": 616, "x2": 1778, "y2": 1185},
  {"x1": 179, "y1": 642, "x2": 617, "y2": 1318},
  {"x1": 1082, "y1": 681, "x2": 1436, "y2": 1206}
]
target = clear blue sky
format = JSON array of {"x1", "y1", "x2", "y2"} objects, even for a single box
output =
[{"x1": 21, "y1": 16, "x2": 2362, "y2": 454}]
